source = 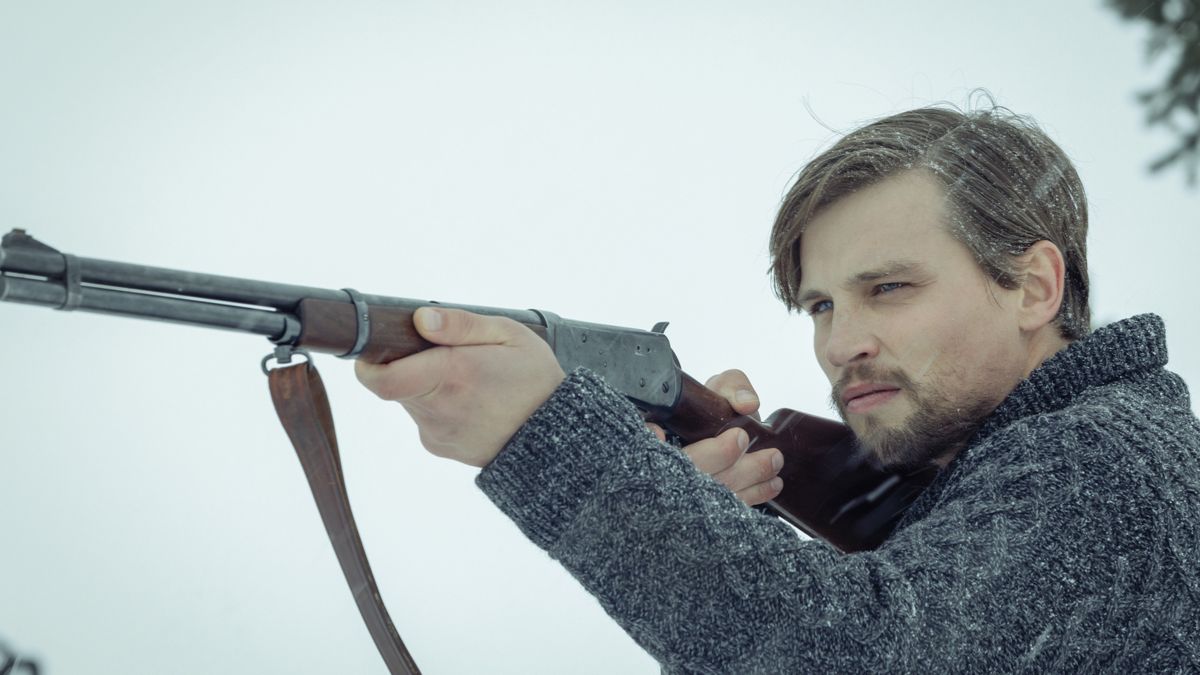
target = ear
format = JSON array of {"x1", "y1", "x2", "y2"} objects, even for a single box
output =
[{"x1": 1017, "y1": 240, "x2": 1066, "y2": 332}]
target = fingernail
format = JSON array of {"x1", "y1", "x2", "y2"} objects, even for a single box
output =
[
  {"x1": 770, "y1": 477, "x2": 783, "y2": 492},
  {"x1": 735, "y1": 389, "x2": 757, "y2": 405},
  {"x1": 772, "y1": 451, "x2": 784, "y2": 471},
  {"x1": 419, "y1": 308, "x2": 443, "y2": 331},
  {"x1": 737, "y1": 429, "x2": 749, "y2": 451}
]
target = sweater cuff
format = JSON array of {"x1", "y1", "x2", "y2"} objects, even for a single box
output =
[{"x1": 475, "y1": 367, "x2": 652, "y2": 550}]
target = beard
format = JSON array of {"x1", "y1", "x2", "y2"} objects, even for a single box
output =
[{"x1": 830, "y1": 364, "x2": 999, "y2": 471}]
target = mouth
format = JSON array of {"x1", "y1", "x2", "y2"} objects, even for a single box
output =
[{"x1": 841, "y1": 383, "x2": 902, "y2": 415}]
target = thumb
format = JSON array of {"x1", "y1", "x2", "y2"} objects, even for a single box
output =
[{"x1": 414, "y1": 307, "x2": 528, "y2": 347}]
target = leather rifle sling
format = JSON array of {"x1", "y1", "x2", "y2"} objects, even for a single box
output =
[{"x1": 268, "y1": 359, "x2": 421, "y2": 675}]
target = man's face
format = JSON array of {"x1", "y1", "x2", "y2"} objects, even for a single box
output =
[{"x1": 796, "y1": 171, "x2": 1029, "y2": 468}]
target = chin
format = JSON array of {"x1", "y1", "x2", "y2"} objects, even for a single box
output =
[
  {"x1": 855, "y1": 395, "x2": 996, "y2": 471},
  {"x1": 852, "y1": 417, "x2": 941, "y2": 470},
  {"x1": 872, "y1": 446, "x2": 942, "y2": 472}
]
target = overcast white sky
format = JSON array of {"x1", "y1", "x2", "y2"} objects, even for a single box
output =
[{"x1": 2, "y1": 1, "x2": 1197, "y2": 673}]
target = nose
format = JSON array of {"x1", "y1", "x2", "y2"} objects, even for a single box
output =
[{"x1": 821, "y1": 310, "x2": 879, "y2": 369}]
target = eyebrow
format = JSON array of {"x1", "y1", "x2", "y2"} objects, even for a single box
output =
[{"x1": 796, "y1": 259, "x2": 926, "y2": 307}]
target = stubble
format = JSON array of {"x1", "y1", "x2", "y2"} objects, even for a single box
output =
[{"x1": 831, "y1": 364, "x2": 998, "y2": 470}]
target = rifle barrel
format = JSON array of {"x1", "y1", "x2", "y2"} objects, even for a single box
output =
[
  {"x1": 0, "y1": 229, "x2": 548, "y2": 339},
  {"x1": 0, "y1": 274, "x2": 291, "y2": 338},
  {"x1": 1, "y1": 235, "x2": 351, "y2": 308},
  {"x1": 0, "y1": 229, "x2": 679, "y2": 411}
]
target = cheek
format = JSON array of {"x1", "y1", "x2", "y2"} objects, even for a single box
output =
[
  {"x1": 886, "y1": 317, "x2": 949, "y2": 380},
  {"x1": 811, "y1": 324, "x2": 832, "y2": 376},
  {"x1": 928, "y1": 316, "x2": 1024, "y2": 399},
  {"x1": 890, "y1": 309, "x2": 989, "y2": 384},
  {"x1": 814, "y1": 344, "x2": 837, "y2": 383}
]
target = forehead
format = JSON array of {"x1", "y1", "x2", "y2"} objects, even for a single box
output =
[{"x1": 798, "y1": 171, "x2": 963, "y2": 286}]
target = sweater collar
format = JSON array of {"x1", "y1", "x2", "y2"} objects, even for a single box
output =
[
  {"x1": 890, "y1": 314, "x2": 1170, "y2": 538},
  {"x1": 975, "y1": 313, "x2": 1168, "y2": 443}
]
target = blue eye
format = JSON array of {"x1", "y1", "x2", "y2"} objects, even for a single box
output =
[
  {"x1": 875, "y1": 282, "x2": 907, "y2": 295},
  {"x1": 807, "y1": 299, "x2": 833, "y2": 315}
]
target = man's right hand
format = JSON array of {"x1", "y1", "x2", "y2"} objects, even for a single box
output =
[{"x1": 648, "y1": 369, "x2": 784, "y2": 507}]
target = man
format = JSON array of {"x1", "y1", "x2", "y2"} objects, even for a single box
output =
[{"x1": 356, "y1": 106, "x2": 1200, "y2": 671}]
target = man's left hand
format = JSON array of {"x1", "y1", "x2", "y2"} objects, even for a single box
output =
[{"x1": 355, "y1": 307, "x2": 566, "y2": 468}]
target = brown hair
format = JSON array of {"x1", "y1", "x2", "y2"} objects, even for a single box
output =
[{"x1": 769, "y1": 104, "x2": 1091, "y2": 340}]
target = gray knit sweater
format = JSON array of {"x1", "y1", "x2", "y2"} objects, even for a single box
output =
[{"x1": 477, "y1": 314, "x2": 1200, "y2": 672}]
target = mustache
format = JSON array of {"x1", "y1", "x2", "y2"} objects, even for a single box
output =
[{"x1": 829, "y1": 365, "x2": 916, "y2": 411}]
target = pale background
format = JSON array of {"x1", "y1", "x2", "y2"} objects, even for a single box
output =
[{"x1": 1, "y1": 1, "x2": 1196, "y2": 673}]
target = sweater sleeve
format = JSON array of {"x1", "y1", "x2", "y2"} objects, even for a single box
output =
[{"x1": 474, "y1": 369, "x2": 1159, "y2": 673}]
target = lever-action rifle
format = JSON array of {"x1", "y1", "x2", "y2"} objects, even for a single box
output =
[{"x1": 0, "y1": 229, "x2": 936, "y2": 674}]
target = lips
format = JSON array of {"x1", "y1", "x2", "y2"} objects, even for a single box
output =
[{"x1": 840, "y1": 383, "x2": 902, "y2": 414}]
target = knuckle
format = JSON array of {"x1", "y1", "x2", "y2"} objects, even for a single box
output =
[
  {"x1": 369, "y1": 372, "x2": 408, "y2": 401},
  {"x1": 726, "y1": 368, "x2": 749, "y2": 382},
  {"x1": 354, "y1": 363, "x2": 388, "y2": 397},
  {"x1": 756, "y1": 451, "x2": 780, "y2": 481},
  {"x1": 419, "y1": 349, "x2": 456, "y2": 398},
  {"x1": 682, "y1": 436, "x2": 712, "y2": 461},
  {"x1": 373, "y1": 381, "x2": 402, "y2": 401},
  {"x1": 467, "y1": 313, "x2": 520, "y2": 345},
  {"x1": 497, "y1": 316, "x2": 533, "y2": 345},
  {"x1": 739, "y1": 479, "x2": 782, "y2": 507},
  {"x1": 353, "y1": 359, "x2": 372, "y2": 383},
  {"x1": 705, "y1": 368, "x2": 742, "y2": 390},
  {"x1": 707, "y1": 369, "x2": 756, "y2": 404},
  {"x1": 719, "y1": 437, "x2": 744, "y2": 467},
  {"x1": 767, "y1": 478, "x2": 783, "y2": 498},
  {"x1": 496, "y1": 317, "x2": 521, "y2": 342},
  {"x1": 759, "y1": 481, "x2": 783, "y2": 502},
  {"x1": 453, "y1": 309, "x2": 476, "y2": 335}
]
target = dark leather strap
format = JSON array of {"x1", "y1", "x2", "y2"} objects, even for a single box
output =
[{"x1": 268, "y1": 360, "x2": 421, "y2": 675}]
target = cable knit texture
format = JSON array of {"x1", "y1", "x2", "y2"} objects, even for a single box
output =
[{"x1": 477, "y1": 314, "x2": 1200, "y2": 673}]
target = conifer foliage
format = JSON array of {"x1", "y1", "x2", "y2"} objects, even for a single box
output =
[{"x1": 1108, "y1": 0, "x2": 1200, "y2": 184}]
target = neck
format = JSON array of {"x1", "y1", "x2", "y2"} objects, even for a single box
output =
[
  {"x1": 1024, "y1": 327, "x2": 1072, "y2": 379},
  {"x1": 930, "y1": 327, "x2": 1072, "y2": 470}
]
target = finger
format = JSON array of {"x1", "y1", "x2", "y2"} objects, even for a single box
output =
[
  {"x1": 682, "y1": 427, "x2": 748, "y2": 475},
  {"x1": 354, "y1": 346, "x2": 450, "y2": 402},
  {"x1": 414, "y1": 307, "x2": 530, "y2": 348},
  {"x1": 735, "y1": 477, "x2": 784, "y2": 507},
  {"x1": 645, "y1": 422, "x2": 667, "y2": 442},
  {"x1": 711, "y1": 447, "x2": 783, "y2": 494},
  {"x1": 703, "y1": 369, "x2": 761, "y2": 416}
]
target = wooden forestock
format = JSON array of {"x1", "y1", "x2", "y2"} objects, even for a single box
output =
[{"x1": 293, "y1": 298, "x2": 548, "y2": 364}]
